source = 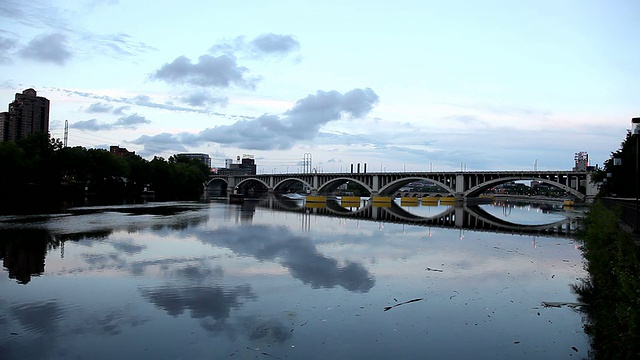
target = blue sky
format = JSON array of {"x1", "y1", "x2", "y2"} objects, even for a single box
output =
[{"x1": 1, "y1": 0, "x2": 638, "y2": 173}]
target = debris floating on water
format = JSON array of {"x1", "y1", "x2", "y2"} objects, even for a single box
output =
[
  {"x1": 425, "y1": 267, "x2": 443, "y2": 272},
  {"x1": 384, "y1": 298, "x2": 424, "y2": 311},
  {"x1": 541, "y1": 301, "x2": 585, "y2": 309}
]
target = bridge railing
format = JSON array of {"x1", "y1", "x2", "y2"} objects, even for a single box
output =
[{"x1": 601, "y1": 198, "x2": 640, "y2": 232}]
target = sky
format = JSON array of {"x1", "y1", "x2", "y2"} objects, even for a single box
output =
[{"x1": 0, "y1": 0, "x2": 638, "y2": 173}]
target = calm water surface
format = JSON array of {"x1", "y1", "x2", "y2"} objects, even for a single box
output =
[{"x1": 0, "y1": 199, "x2": 588, "y2": 359}]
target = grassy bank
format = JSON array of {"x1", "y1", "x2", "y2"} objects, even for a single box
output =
[{"x1": 574, "y1": 201, "x2": 640, "y2": 359}]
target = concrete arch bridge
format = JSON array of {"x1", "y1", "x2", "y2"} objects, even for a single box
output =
[{"x1": 207, "y1": 170, "x2": 597, "y2": 203}]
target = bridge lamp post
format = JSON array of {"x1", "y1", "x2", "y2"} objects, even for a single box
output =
[{"x1": 632, "y1": 117, "x2": 640, "y2": 233}]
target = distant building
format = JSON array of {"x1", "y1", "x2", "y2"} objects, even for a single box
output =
[
  {"x1": 217, "y1": 154, "x2": 257, "y2": 175},
  {"x1": 1, "y1": 88, "x2": 50, "y2": 142},
  {"x1": 110, "y1": 145, "x2": 136, "y2": 157},
  {"x1": 573, "y1": 152, "x2": 589, "y2": 171},
  {"x1": 177, "y1": 153, "x2": 211, "y2": 168}
]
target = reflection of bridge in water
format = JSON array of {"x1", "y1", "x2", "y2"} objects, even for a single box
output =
[{"x1": 252, "y1": 196, "x2": 581, "y2": 237}]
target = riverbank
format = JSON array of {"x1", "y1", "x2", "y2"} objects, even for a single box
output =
[{"x1": 575, "y1": 201, "x2": 640, "y2": 359}]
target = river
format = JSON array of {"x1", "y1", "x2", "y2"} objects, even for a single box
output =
[{"x1": 0, "y1": 197, "x2": 589, "y2": 359}]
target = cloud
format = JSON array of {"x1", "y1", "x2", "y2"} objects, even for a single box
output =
[
  {"x1": 0, "y1": 36, "x2": 17, "y2": 64},
  {"x1": 0, "y1": 0, "x2": 72, "y2": 33},
  {"x1": 131, "y1": 88, "x2": 379, "y2": 155},
  {"x1": 112, "y1": 105, "x2": 129, "y2": 115},
  {"x1": 210, "y1": 33, "x2": 300, "y2": 58},
  {"x1": 151, "y1": 54, "x2": 259, "y2": 89},
  {"x1": 89, "y1": 32, "x2": 156, "y2": 57},
  {"x1": 19, "y1": 33, "x2": 72, "y2": 65},
  {"x1": 1, "y1": 1, "x2": 153, "y2": 60},
  {"x1": 114, "y1": 113, "x2": 150, "y2": 127},
  {"x1": 70, "y1": 118, "x2": 107, "y2": 131},
  {"x1": 72, "y1": 113, "x2": 150, "y2": 131},
  {"x1": 130, "y1": 133, "x2": 189, "y2": 154},
  {"x1": 251, "y1": 33, "x2": 300, "y2": 54},
  {"x1": 85, "y1": 102, "x2": 114, "y2": 113},
  {"x1": 51, "y1": 87, "x2": 214, "y2": 114},
  {"x1": 177, "y1": 91, "x2": 228, "y2": 107}
]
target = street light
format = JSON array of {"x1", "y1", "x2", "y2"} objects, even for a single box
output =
[{"x1": 632, "y1": 117, "x2": 640, "y2": 232}]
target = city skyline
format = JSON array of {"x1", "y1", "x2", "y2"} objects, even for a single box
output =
[{"x1": 1, "y1": 1, "x2": 638, "y2": 172}]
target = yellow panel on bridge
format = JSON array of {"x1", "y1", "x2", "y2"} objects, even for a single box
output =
[
  {"x1": 421, "y1": 197, "x2": 439, "y2": 204},
  {"x1": 306, "y1": 195, "x2": 327, "y2": 203},
  {"x1": 439, "y1": 197, "x2": 456, "y2": 204},
  {"x1": 400, "y1": 197, "x2": 419, "y2": 207},
  {"x1": 372, "y1": 196, "x2": 392, "y2": 203},
  {"x1": 341, "y1": 196, "x2": 361, "y2": 202},
  {"x1": 340, "y1": 200, "x2": 361, "y2": 208}
]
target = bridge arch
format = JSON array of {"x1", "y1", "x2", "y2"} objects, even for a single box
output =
[
  {"x1": 273, "y1": 178, "x2": 313, "y2": 193},
  {"x1": 378, "y1": 177, "x2": 455, "y2": 197},
  {"x1": 205, "y1": 178, "x2": 228, "y2": 188},
  {"x1": 464, "y1": 177, "x2": 585, "y2": 200},
  {"x1": 317, "y1": 177, "x2": 373, "y2": 195},
  {"x1": 235, "y1": 177, "x2": 270, "y2": 192}
]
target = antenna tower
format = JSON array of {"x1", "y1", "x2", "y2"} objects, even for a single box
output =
[{"x1": 63, "y1": 120, "x2": 69, "y2": 147}]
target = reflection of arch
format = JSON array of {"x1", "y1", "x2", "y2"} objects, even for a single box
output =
[
  {"x1": 383, "y1": 202, "x2": 455, "y2": 222},
  {"x1": 272, "y1": 196, "x2": 308, "y2": 211},
  {"x1": 317, "y1": 177, "x2": 373, "y2": 194},
  {"x1": 324, "y1": 200, "x2": 373, "y2": 216},
  {"x1": 464, "y1": 205, "x2": 576, "y2": 232},
  {"x1": 465, "y1": 177, "x2": 584, "y2": 200},
  {"x1": 378, "y1": 177, "x2": 455, "y2": 196},
  {"x1": 254, "y1": 195, "x2": 580, "y2": 236}
]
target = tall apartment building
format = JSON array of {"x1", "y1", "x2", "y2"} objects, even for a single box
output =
[
  {"x1": 1, "y1": 88, "x2": 50, "y2": 142},
  {"x1": 177, "y1": 153, "x2": 212, "y2": 168}
]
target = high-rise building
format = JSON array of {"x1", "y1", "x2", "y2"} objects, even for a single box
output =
[
  {"x1": 1, "y1": 88, "x2": 50, "y2": 142},
  {"x1": 177, "y1": 153, "x2": 212, "y2": 168},
  {"x1": 0, "y1": 112, "x2": 8, "y2": 141}
]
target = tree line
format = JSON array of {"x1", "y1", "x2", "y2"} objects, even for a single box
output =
[
  {"x1": 0, "y1": 133, "x2": 210, "y2": 212},
  {"x1": 592, "y1": 130, "x2": 637, "y2": 198},
  {"x1": 575, "y1": 129, "x2": 640, "y2": 358}
]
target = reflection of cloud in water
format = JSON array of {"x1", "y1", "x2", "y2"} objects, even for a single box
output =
[
  {"x1": 110, "y1": 240, "x2": 147, "y2": 255},
  {"x1": 174, "y1": 265, "x2": 224, "y2": 283},
  {"x1": 201, "y1": 225, "x2": 375, "y2": 292},
  {"x1": 244, "y1": 316, "x2": 293, "y2": 344},
  {"x1": 74, "y1": 309, "x2": 149, "y2": 336},
  {"x1": 81, "y1": 252, "x2": 128, "y2": 271},
  {"x1": 10, "y1": 300, "x2": 66, "y2": 335},
  {"x1": 1, "y1": 299, "x2": 149, "y2": 360},
  {"x1": 197, "y1": 314, "x2": 293, "y2": 344},
  {"x1": 1, "y1": 300, "x2": 68, "y2": 360},
  {"x1": 140, "y1": 284, "x2": 256, "y2": 319}
]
